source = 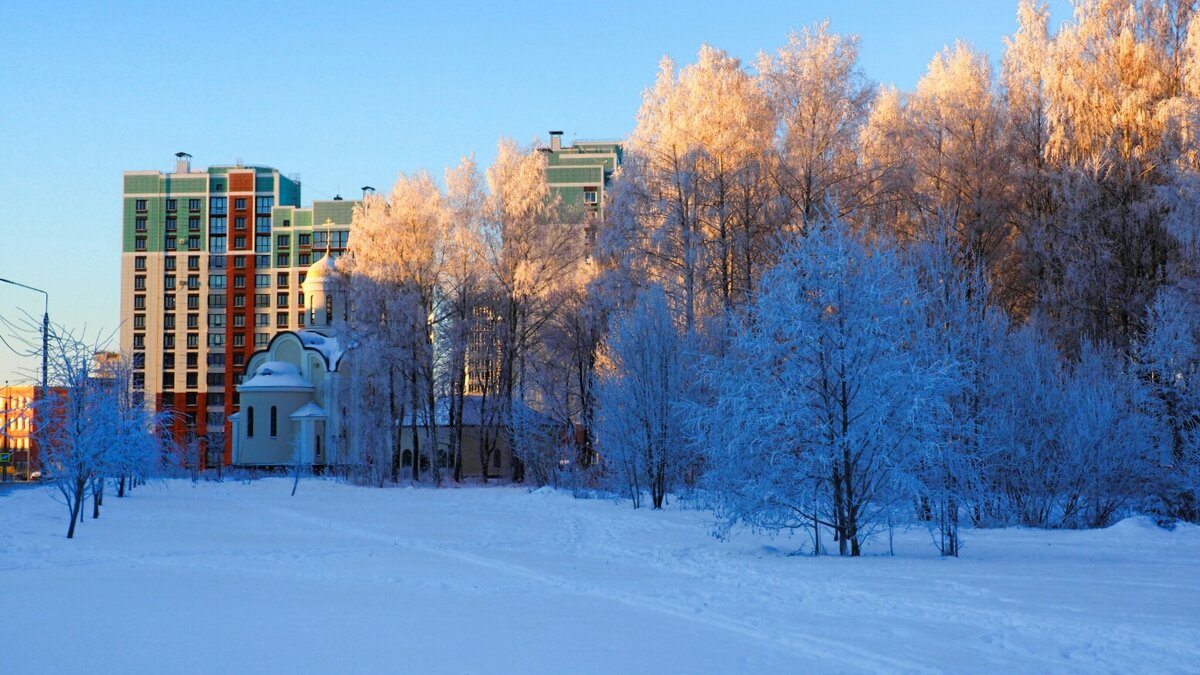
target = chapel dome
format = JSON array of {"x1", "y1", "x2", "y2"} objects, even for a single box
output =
[{"x1": 302, "y1": 250, "x2": 338, "y2": 291}]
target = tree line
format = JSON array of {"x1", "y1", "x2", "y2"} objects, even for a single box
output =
[{"x1": 334, "y1": 0, "x2": 1200, "y2": 555}]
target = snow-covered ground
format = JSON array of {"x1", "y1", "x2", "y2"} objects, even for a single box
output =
[{"x1": 1, "y1": 479, "x2": 1197, "y2": 674}]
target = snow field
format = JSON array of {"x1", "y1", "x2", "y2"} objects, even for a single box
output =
[{"x1": 1, "y1": 479, "x2": 1198, "y2": 674}]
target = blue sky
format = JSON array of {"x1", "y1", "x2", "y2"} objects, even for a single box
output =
[{"x1": 0, "y1": 0, "x2": 1070, "y2": 381}]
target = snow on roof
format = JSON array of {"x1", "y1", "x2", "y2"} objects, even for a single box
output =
[
  {"x1": 289, "y1": 401, "x2": 327, "y2": 419},
  {"x1": 298, "y1": 331, "x2": 344, "y2": 368},
  {"x1": 239, "y1": 361, "x2": 313, "y2": 390}
]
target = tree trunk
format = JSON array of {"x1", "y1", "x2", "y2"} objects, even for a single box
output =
[{"x1": 66, "y1": 477, "x2": 86, "y2": 539}]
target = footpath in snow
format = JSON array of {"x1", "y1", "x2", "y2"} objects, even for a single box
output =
[{"x1": 1, "y1": 478, "x2": 1198, "y2": 674}]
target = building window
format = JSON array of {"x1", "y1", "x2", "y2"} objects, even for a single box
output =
[
  {"x1": 210, "y1": 256, "x2": 227, "y2": 270},
  {"x1": 277, "y1": 253, "x2": 289, "y2": 266},
  {"x1": 210, "y1": 217, "x2": 227, "y2": 234},
  {"x1": 164, "y1": 314, "x2": 176, "y2": 330},
  {"x1": 276, "y1": 234, "x2": 290, "y2": 248},
  {"x1": 256, "y1": 313, "x2": 269, "y2": 327},
  {"x1": 256, "y1": 216, "x2": 272, "y2": 233},
  {"x1": 188, "y1": 216, "x2": 200, "y2": 231},
  {"x1": 233, "y1": 353, "x2": 245, "y2": 367},
  {"x1": 187, "y1": 333, "x2": 199, "y2": 349},
  {"x1": 234, "y1": 198, "x2": 247, "y2": 210},
  {"x1": 135, "y1": 199, "x2": 147, "y2": 212},
  {"x1": 255, "y1": 333, "x2": 269, "y2": 347},
  {"x1": 235, "y1": 217, "x2": 246, "y2": 230},
  {"x1": 164, "y1": 236, "x2": 177, "y2": 251},
  {"x1": 165, "y1": 217, "x2": 177, "y2": 232},
  {"x1": 256, "y1": 255, "x2": 270, "y2": 267},
  {"x1": 234, "y1": 236, "x2": 248, "y2": 250},
  {"x1": 187, "y1": 275, "x2": 200, "y2": 290},
  {"x1": 186, "y1": 373, "x2": 198, "y2": 389},
  {"x1": 209, "y1": 236, "x2": 227, "y2": 254},
  {"x1": 134, "y1": 236, "x2": 146, "y2": 251},
  {"x1": 233, "y1": 275, "x2": 246, "y2": 289},
  {"x1": 188, "y1": 198, "x2": 201, "y2": 212},
  {"x1": 298, "y1": 253, "x2": 311, "y2": 266},
  {"x1": 207, "y1": 372, "x2": 224, "y2": 386},
  {"x1": 270, "y1": 406, "x2": 277, "y2": 438},
  {"x1": 166, "y1": 199, "x2": 177, "y2": 212},
  {"x1": 164, "y1": 256, "x2": 177, "y2": 271},
  {"x1": 133, "y1": 373, "x2": 145, "y2": 389},
  {"x1": 188, "y1": 255, "x2": 200, "y2": 270},
  {"x1": 162, "y1": 372, "x2": 174, "y2": 389},
  {"x1": 207, "y1": 353, "x2": 225, "y2": 368},
  {"x1": 209, "y1": 275, "x2": 226, "y2": 289},
  {"x1": 133, "y1": 333, "x2": 145, "y2": 349},
  {"x1": 208, "y1": 333, "x2": 225, "y2": 347},
  {"x1": 135, "y1": 256, "x2": 146, "y2": 270},
  {"x1": 276, "y1": 272, "x2": 288, "y2": 288},
  {"x1": 208, "y1": 313, "x2": 226, "y2": 328},
  {"x1": 163, "y1": 353, "x2": 175, "y2": 369},
  {"x1": 232, "y1": 334, "x2": 244, "y2": 348},
  {"x1": 163, "y1": 334, "x2": 175, "y2": 349},
  {"x1": 187, "y1": 313, "x2": 199, "y2": 329},
  {"x1": 298, "y1": 233, "x2": 311, "y2": 246},
  {"x1": 187, "y1": 294, "x2": 200, "y2": 310},
  {"x1": 256, "y1": 274, "x2": 270, "y2": 289},
  {"x1": 246, "y1": 406, "x2": 254, "y2": 438},
  {"x1": 255, "y1": 293, "x2": 270, "y2": 308},
  {"x1": 133, "y1": 295, "x2": 146, "y2": 310},
  {"x1": 256, "y1": 197, "x2": 274, "y2": 214},
  {"x1": 133, "y1": 275, "x2": 146, "y2": 290},
  {"x1": 133, "y1": 353, "x2": 145, "y2": 369},
  {"x1": 164, "y1": 295, "x2": 176, "y2": 310},
  {"x1": 276, "y1": 292, "x2": 288, "y2": 308},
  {"x1": 133, "y1": 314, "x2": 145, "y2": 329},
  {"x1": 210, "y1": 197, "x2": 227, "y2": 215},
  {"x1": 583, "y1": 188, "x2": 599, "y2": 204},
  {"x1": 233, "y1": 295, "x2": 246, "y2": 308},
  {"x1": 233, "y1": 314, "x2": 246, "y2": 328},
  {"x1": 277, "y1": 312, "x2": 288, "y2": 328},
  {"x1": 163, "y1": 274, "x2": 176, "y2": 290},
  {"x1": 255, "y1": 235, "x2": 271, "y2": 253}
]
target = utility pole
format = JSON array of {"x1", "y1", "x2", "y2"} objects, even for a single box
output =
[{"x1": 0, "y1": 277, "x2": 49, "y2": 396}]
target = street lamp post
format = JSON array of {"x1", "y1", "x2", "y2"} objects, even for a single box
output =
[{"x1": 0, "y1": 277, "x2": 49, "y2": 397}]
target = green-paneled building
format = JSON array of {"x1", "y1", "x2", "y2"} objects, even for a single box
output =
[
  {"x1": 120, "y1": 154, "x2": 356, "y2": 466},
  {"x1": 542, "y1": 131, "x2": 622, "y2": 222}
]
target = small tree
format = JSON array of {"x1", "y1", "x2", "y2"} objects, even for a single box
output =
[{"x1": 596, "y1": 286, "x2": 689, "y2": 509}]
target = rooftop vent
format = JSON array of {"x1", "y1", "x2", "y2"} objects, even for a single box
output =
[{"x1": 174, "y1": 152, "x2": 192, "y2": 174}]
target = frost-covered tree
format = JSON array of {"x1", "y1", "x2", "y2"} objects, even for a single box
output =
[
  {"x1": 608, "y1": 45, "x2": 775, "y2": 338},
  {"x1": 343, "y1": 172, "x2": 449, "y2": 483},
  {"x1": 758, "y1": 22, "x2": 874, "y2": 227},
  {"x1": 442, "y1": 155, "x2": 488, "y2": 482},
  {"x1": 480, "y1": 138, "x2": 583, "y2": 480},
  {"x1": 35, "y1": 328, "x2": 163, "y2": 538},
  {"x1": 701, "y1": 221, "x2": 938, "y2": 555},
  {"x1": 596, "y1": 285, "x2": 688, "y2": 509},
  {"x1": 1136, "y1": 287, "x2": 1200, "y2": 521}
]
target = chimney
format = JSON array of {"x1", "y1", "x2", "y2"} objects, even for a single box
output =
[
  {"x1": 549, "y1": 130, "x2": 563, "y2": 152},
  {"x1": 174, "y1": 152, "x2": 192, "y2": 173}
]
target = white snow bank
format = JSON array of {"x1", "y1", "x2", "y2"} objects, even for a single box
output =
[{"x1": 1, "y1": 480, "x2": 1197, "y2": 674}]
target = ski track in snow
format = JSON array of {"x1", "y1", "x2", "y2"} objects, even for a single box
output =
[{"x1": 2, "y1": 479, "x2": 1198, "y2": 674}]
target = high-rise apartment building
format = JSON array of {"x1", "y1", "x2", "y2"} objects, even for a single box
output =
[
  {"x1": 120, "y1": 154, "x2": 354, "y2": 467},
  {"x1": 542, "y1": 130, "x2": 622, "y2": 222}
]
